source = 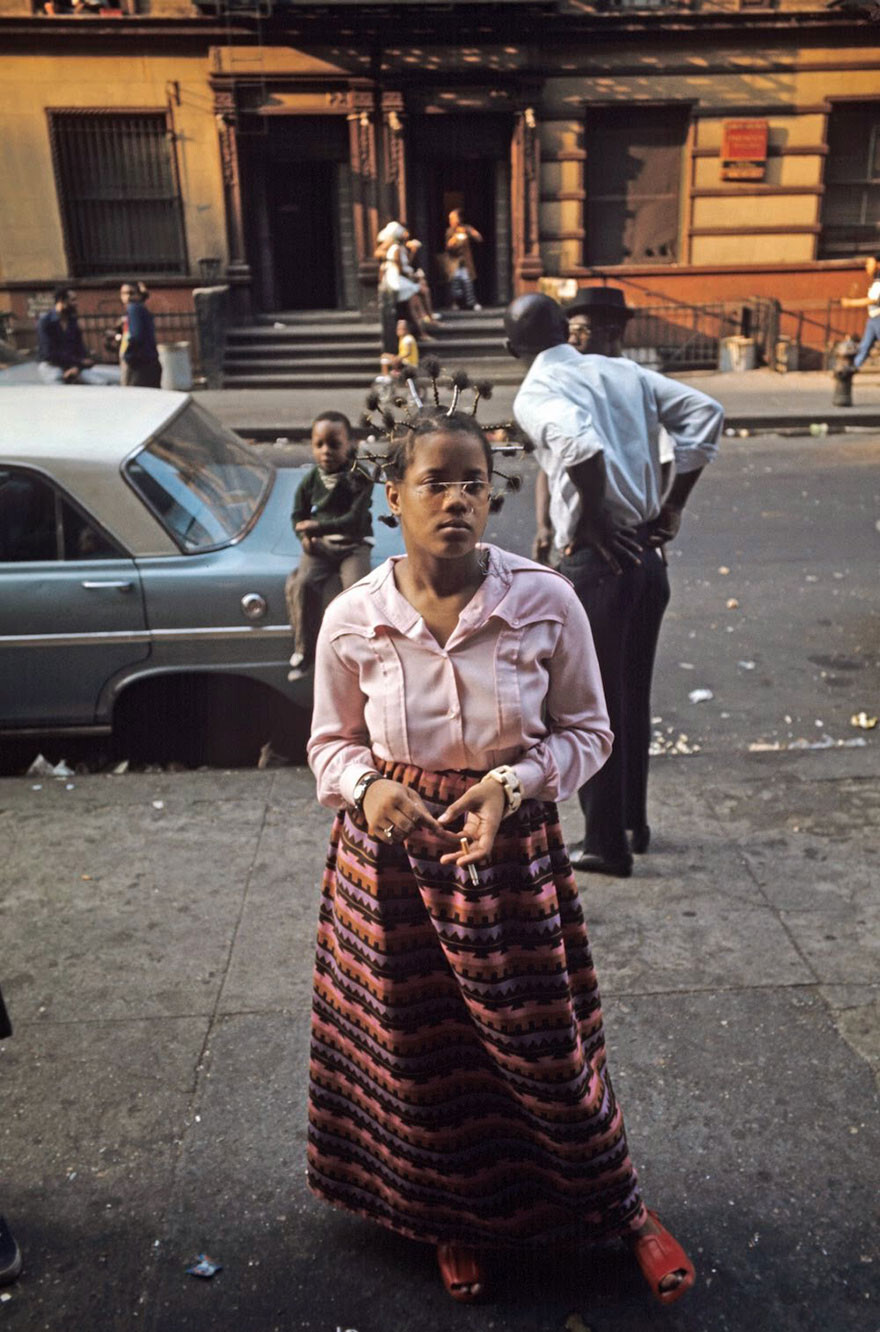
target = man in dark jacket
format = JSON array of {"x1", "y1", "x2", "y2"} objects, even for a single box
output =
[
  {"x1": 37, "y1": 289, "x2": 118, "y2": 385},
  {"x1": 119, "y1": 281, "x2": 162, "y2": 387}
]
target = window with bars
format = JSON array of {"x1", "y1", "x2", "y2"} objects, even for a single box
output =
[
  {"x1": 49, "y1": 111, "x2": 187, "y2": 276},
  {"x1": 819, "y1": 102, "x2": 880, "y2": 259}
]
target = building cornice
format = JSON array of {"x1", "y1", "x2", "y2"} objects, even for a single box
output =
[{"x1": 0, "y1": 3, "x2": 874, "y2": 46}]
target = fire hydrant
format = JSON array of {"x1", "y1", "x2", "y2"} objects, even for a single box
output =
[{"x1": 831, "y1": 336, "x2": 859, "y2": 407}]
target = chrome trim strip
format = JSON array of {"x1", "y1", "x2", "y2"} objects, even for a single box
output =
[
  {"x1": 0, "y1": 625, "x2": 292, "y2": 649},
  {"x1": 150, "y1": 625, "x2": 291, "y2": 640},
  {"x1": 1, "y1": 630, "x2": 152, "y2": 649}
]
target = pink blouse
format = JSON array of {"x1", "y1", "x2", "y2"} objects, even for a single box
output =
[{"x1": 307, "y1": 545, "x2": 612, "y2": 810}]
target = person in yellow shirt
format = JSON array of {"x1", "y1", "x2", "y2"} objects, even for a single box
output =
[{"x1": 397, "y1": 318, "x2": 419, "y2": 368}]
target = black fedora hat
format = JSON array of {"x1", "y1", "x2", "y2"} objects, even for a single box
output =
[{"x1": 566, "y1": 286, "x2": 634, "y2": 321}]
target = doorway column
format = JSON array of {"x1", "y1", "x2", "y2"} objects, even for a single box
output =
[
  {"x1": 381, "y1": 91, "x2": 408, "y2": 226},
  {"x1": 214, "y1": 90, "x2": 253, "y2": 321},
  {"x1": 347, "y1": 89, "x2": 380, "y2": 314},
  {"x1": 512, "y1": 106, "x2": 544, "y2": 292}
]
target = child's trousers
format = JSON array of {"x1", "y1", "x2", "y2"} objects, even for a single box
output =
[{"x1": 285, "y1": 539, "x2": 372, "y2": 662}]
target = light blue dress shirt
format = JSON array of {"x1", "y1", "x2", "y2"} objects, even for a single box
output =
[{"x1": 513, "y1": 343, "x2": 724, "y2": 547}]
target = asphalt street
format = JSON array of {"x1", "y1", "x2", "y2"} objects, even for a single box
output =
[{"x1": 1, "y1": 429, "x2": 878, "y2": 1332}]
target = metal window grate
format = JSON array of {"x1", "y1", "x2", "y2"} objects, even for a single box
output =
[
  {"x1": 819, "y1": 100, "x2": 880, "y2": 259},
  {"x1": 49, "y1": 111, "x2": 187, "y2": 276}
]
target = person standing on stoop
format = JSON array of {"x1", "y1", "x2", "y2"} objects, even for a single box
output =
[
  {"x1": 507, "y1": 292, "x2": 723, "y2": 878},
  {"x1": 0, "y1": 983, "x2": 23, "y2": 1288}
]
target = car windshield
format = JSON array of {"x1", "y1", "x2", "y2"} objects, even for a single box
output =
[{"x1": 124, "y1": 404, "x2": 271, "y2": 552}]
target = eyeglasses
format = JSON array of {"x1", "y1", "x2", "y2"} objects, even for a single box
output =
[{"x1": 411, "y1": 479, "x2": 491, "y2": 502}]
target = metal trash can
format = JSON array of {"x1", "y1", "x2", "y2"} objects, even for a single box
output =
[
  {"x1": 719, "y1": 335, "x2": 756, "y2": 373},
  {"x1": 158, "y1": 341, "x2": 193, "y2": 391}
]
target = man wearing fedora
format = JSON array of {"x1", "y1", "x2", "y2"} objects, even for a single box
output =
[
  {"x1": 565, "y1": 285, "x2": 632, "y2": 356},
  {"x1": 506, "y1": 290, "x2": 724, "y2": 877}
]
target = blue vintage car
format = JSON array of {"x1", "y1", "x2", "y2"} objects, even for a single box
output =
[{"x1": 0, "y1": 387, "x2": 395, "y2": 765}]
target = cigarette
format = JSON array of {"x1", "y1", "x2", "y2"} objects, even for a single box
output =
[{"x1": 460, "y1": 837, "x2": 480, "y2": 887}]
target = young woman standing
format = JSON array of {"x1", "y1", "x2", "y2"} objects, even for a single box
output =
[{"x1": 305, "y1": 409, "x2": 695, "y2": 1306}]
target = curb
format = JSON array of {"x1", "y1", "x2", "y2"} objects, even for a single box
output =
[{"x1": 235, "y1": 415, "x2": 880, "y2": 444}]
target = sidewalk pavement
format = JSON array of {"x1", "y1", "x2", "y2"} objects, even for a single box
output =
[
  {"x1": 1, "y1": 745, "x2": 877, "y2": 1331},
  {"x1": 198, "y1": 367, "x2": 880, "y2": 441}
]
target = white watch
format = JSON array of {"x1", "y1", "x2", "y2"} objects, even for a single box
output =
[{"x1": 486, "y1": 765, "x2": 523, "y2": 813}]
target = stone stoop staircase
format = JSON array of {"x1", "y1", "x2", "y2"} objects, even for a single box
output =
[{"x1": 222, "y1": 307, "x2": 523, "y2": 389}]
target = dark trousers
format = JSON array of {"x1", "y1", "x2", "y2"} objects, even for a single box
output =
[
  {"x1": 121, "y1": 360, "x2": 162, "y2": 388},
  {"x1": 559, "y1": 542, "x2": 670, "y2": 860}
]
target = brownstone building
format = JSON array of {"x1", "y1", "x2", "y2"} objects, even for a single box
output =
[{"x1": 1, "y1": 0, "x2": 878, "y2": 361}]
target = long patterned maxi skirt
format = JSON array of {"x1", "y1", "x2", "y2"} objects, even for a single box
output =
[{"x1": 307, "y1": 761, "x2": 644, "y2": 1248}]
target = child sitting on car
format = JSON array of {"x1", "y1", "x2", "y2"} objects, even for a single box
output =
[{"x1": 285, "y1": 412, "x2": 373, "y2": 680}]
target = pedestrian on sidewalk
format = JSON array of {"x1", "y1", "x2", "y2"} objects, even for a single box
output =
[
  {"x1": 284, "y1": 412, "x2": 373, "y2": 680},
  {"x1": 305, "y1": 404, "x2": 696, "y2": 1307},
  {"x1": 507, "y1": 292, "x2": 723, "y2": 878},
  {"x1": 118, "y1": 280, "x2": 161, "y2": 388},
  {"x1": 0, "y1": 983, "x2": 23, "y2": 1288},
  {"x1": 841, "y1": 254, "x2": 880, "y2": 369},
  {"x1": 533, "y1": 287, "x2": 676, "y2": 564}
]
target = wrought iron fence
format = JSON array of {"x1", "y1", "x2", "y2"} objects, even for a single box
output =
[
  {"x1": 621, "y1": 298, "x2": 777, "y2": 371},
  {"x1": 76, "y1": 311, "x2": 201, "y2": 375},
  {"x1": 775, "y1": 302, "x2": 867, "y2": 369},
  {"x1": 619, "y1": 295, "x2": 870, "y2": 372}
]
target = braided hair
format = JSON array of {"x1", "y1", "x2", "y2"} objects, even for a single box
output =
[{"x1": 382, "y1": 409, "x2": 494, "y2": 482}]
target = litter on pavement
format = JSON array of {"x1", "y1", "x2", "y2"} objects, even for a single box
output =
[
  {"x1": 748, "y1": 736, "x2": 868, "y2": 752},
  {"x1": 186, "y1": 1254, "x2": 223, "y2": 1278},
  {"x1": 25, "y1": 754, "x2": 74, "y2": 779}
]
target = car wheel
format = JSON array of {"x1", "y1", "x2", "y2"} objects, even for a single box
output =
[{"x1": 113, "y1": 675, "x2": 309, "y2": 768}]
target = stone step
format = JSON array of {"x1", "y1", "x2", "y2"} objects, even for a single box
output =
[
  {"x1": 224, "y1": 340, "x2": 509, "y2": 361},
  {"x1": 252, "y1": 306, "x2": 505, "y2": 324},
  {"x1": 227, "y1": 323, "x2": 505, "y2": 344},
  {"x1": 223, "y1": 308, "x2": 510, "y2": 388}
]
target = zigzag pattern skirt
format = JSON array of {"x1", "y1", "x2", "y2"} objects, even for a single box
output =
[{"x1": 307, "y1": 760, "x2": 644, "y2": 1248}]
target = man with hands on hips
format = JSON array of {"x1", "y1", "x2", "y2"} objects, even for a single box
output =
[{"x1": 506, "y1": 292, "x2": 724, "y2": 878}]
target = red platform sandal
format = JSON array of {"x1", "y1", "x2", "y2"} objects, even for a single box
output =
[
  {"x1": 630, "y1": 1210, "x2": 696, "y2": 1306},
  {"x1": 436, "y1": 1243, "x2": 485, "y2": 1302}
]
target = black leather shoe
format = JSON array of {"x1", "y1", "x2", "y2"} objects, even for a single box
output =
[
  {"x1": 630, "y1": 824, "x2": 651, "y2": 854},
  {"x1": 568, "y1": 846, "x2": 633, "y2": 878}
]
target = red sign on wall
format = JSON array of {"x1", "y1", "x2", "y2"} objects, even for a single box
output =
[{"x1": 721, "y1": 120, "x2": 768, "y2": 181}]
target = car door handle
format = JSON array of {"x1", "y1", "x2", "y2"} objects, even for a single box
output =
[{"x1": 81, "y1": 580, "x2": 134, "y2": 592}]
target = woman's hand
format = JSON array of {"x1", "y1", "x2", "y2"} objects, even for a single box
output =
[
  {"x1": 437, "y1": 777, "x2": 508, "y2": 869},
  {"x1": 296, "y1": 519, "x2": 320, "y2": 536},
  {"x1": 362, "y1": 779, "x2": 459, "y2": 848}
]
